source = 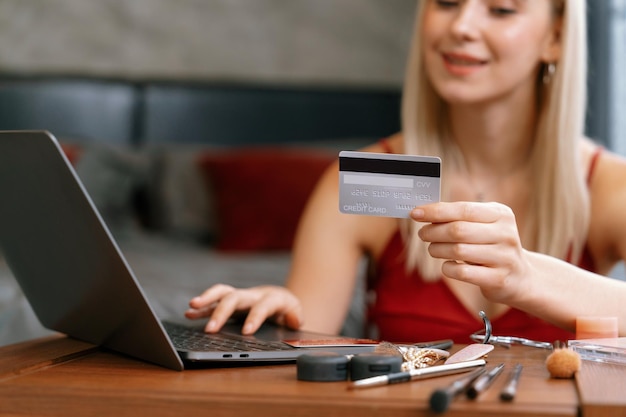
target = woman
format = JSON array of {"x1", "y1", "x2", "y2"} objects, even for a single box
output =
[{"x1": 186, "y1": 0, "x2": 626, "y2": 343}]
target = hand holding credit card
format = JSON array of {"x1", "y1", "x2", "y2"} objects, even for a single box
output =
[{"x1": 339, "y1": 151, "x2": 441, "y2": 218}]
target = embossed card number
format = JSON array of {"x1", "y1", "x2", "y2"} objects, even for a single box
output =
[{"x1": 339, "y1": 151, "x2": 441, "y2": 218}]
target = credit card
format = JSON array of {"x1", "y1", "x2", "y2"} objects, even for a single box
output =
[{"x1": 339, "y1": 151, "x2": 441, "y2": 218}]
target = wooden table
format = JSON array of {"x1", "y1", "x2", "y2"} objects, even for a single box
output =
[{"x1": 0, "y1": 335, "x2": 623, "y2": 417}]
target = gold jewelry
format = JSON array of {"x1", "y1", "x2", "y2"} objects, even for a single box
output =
[
  {"x1": 398, "y1": 347, "x2": 446, "y2": 371},
  {"x1": 376, "y1": 341, "x2": 448, "y2": 370}
]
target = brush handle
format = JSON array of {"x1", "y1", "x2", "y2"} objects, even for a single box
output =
[
  {"x1": 348, "y1": 359, "x2": 485, "y2": 389},
  {"x1": 466, "y1": 363, "x2": 505, "y2": 399},
  {"x1": 429, "y1": 367, "x2": 486, "y2": 413},
  {"x1": 500, "y1": 364, "x2": 523, "y2": 401}
]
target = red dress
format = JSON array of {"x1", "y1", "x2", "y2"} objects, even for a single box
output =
[{"x1": 367, "y1": 146, "x2": 602, "y2": 344}]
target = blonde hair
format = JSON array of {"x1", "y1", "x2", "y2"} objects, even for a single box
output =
[{"x1": 401, "y1": 0, "x2": 589, "y2": 280}]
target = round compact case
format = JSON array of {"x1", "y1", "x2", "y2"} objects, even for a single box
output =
[
  {"x1": 349, "y1": 352, "x2": 403, "y2": 381},
  {"x1": 296, "y1": 352, "x2": 350, "y2": 382}
]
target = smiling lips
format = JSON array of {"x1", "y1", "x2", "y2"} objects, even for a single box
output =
[{"x1": 442, "y1": 52, "x2": 487, "y2": 76}]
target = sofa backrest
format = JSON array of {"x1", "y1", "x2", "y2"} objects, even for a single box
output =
[
  {"x1": 141, "y1": 82, "x2": 401, "y2": 146},
  {"x1": 0, "y1": 76, "x2": 401, "y2": 147},
  {"x1": 0, "y1": 77, "x2": 137, "y2": 145}
]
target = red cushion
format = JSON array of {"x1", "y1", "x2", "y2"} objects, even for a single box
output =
[
  {"x1": 60, "y1": 143, "x2": 82, "y2": 165},
  {"x1": 197, "y1": 148, "x2": 335, "y2": 251}
]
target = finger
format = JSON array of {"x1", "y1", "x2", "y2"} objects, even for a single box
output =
[
  {"x1": 427, "y1": 242, "x2": 503, "y2": 266},
  {"x1": 184, "y1": 302, "x2": 218, "y2": 319},
  {"x1": 189, "y1": 284, "x2": 236, "y2": 309},
  {"x1": 411, "y1": 201, "x2": 506, "y2": 224},
  {"x1": 242, "y1": 293, "x2": 302, "y2": 335},
  {"x1": 185, "y1": 306, "x2": 212, "y2": 319},
  {"x1": 266, "y1": 311, "x2": 302, "y2": 334},
  {"x1": 441, "y1": 260, "x2": 484, "y2": 285},
  {"x1": 282, "y1": 309, "x2": 303, "y2": 330},
  {"x1": 441, "y1": 260, "x2": 508, "y2": 290},
  {"x1": 419, "y1": 221, "x2": 503, "y2": 245},
  {"x1": 205, "y1": 289, "x2": 257, "y2": 333}
]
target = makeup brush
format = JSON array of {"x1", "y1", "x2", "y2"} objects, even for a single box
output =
[
  {"x1": 429, "y1": 367, "x2": 487, "y2": 413},
  {"x1": 545, "y1": 340, "x2": 581, "y2": 379}
]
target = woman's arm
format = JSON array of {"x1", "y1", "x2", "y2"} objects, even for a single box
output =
[
  {"x1": 412, "y1": 147, "x2": 626, "y2": 335},
  {"x1": 518, "y1": 250, "x2": 626, "y2": 334},
  {"x1": 283, "y1": 161, "x2": 373, "y2": 334}
]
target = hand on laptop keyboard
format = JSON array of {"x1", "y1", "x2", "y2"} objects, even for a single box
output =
[{"x1": 185, "y1": 284, "x2": 302, "y2": 335}]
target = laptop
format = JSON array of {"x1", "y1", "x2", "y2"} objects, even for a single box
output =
[{"x1": 0, "y1": 130, "x2": 376, "y2": 370}]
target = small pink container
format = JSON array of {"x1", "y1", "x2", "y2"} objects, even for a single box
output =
[{"x1": 575, "y1": 316, "x2": 618, "y2": 340}]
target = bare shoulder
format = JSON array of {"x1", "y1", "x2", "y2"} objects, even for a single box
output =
[
  {"x1": 584, "y1": 139, "x2": 626, "y2": 267},
  {"x1": 586, "y1": 140, "x2": 626, "y2": 191}
]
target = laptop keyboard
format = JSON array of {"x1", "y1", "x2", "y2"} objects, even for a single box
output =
[{"x1": 163, "y1": 321, "x2": 294, "y2": 352}]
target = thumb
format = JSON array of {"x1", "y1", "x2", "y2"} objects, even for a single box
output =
[{"x1": 282, "y1": 308, "x2": 303, "y2": 330}]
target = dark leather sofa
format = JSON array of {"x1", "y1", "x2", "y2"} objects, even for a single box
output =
[{"x1": 0, "y1": 75, "x2": 401, "y2": 147}]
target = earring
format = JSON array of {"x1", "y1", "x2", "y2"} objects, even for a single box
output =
[{"x1": 543, "y1": 62, "x2": 556, "y2": 85}]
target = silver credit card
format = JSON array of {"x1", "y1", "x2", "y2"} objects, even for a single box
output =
[{"x1": 339, "y1": 151, "x2": 441, "y2": 218}]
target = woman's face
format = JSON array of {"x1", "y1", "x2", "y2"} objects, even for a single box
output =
[{"x1": 421, "y1": 0, "x2": 560, "y2": 105}]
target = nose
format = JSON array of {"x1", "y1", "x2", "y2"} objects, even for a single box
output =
[{"x1": 449, "y1": 2, "x2": 480, "y2": 41}]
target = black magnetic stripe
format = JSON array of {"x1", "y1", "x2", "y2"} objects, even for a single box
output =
[{"x1": 339, "y1": 156, "x2": 440, "y2": 177}]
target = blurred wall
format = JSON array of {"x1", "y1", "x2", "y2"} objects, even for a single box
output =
[{"x1": 0, "y1": 0, "x2": 416, "y2": 87}]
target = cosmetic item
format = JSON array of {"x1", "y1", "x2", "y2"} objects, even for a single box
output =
[
  {"x1": 568, "y1": 337, "x2": 626, "y2": 365},
  {"x1": 444, "y1": 343, "x2": 494, "y2": 364},
  {"x1": 545, "y1": 341, "x2": 581, "y2": 379},
  {"x1": 466, "y1": 363, "x2": 505, "y2": 399},
  {"x1": 575, "y1": 316, "x2": 618, "y2": 340},
  {"x1": 428, "y1": 367, "x2": 487, "y2": 413},
  {"x1": 500, "y1": 363, "x2": 523, "y2": 401},
  {"x1": 349, "y1": 352, "x2": 402, "y2": 381},
  {"x1": 296, "y1": 352, "x2": 350, "y2": 382},
  {"x1": 347, "y1": 358, "x2": 486, "y2": 390}
]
